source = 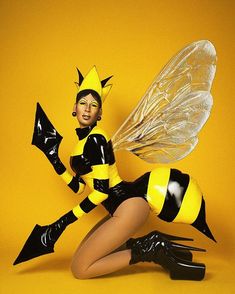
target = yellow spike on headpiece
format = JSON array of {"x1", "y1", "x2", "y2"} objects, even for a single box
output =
[
  {"x1": 76, "y1": 66, "x2": 112, "y2": 103},
  {"x1": 102, "y1": 84, "x2": 112, "y2": 101}
]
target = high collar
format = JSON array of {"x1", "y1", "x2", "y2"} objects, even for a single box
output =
[{"x1": 75, "y1": 122, "x2": 97, "y2": 140}]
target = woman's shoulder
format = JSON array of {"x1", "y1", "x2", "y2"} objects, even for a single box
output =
[{"x1": 89, "y1": 125, "x2": 110, "y2": 142}]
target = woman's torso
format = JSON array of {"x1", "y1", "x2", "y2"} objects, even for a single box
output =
[{"x1": 69, "y1": 124, "x2": 148, "y2": 215}]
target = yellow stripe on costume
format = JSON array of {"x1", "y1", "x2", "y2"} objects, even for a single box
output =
[
  {"x1": 146, "y1": 167, "x2": 170, "y2": 214},
  {"x1": 71, "y1": 138, "x2": 87, "y2": 156},
  {"x1": 60, "y1": 170, "x2": 73, "y2": 184},
  {"x1": 109, "y1": 163, "x2": 122, "y2": 187},
  {"x1": 72, "y1": 205, "x2": 86, "y2": 218},
  {"x1": 90, "y1": 126, "x2": 110, "y2": 140},
  {"x1": 88, "y1": 190, "x2": 109, "y2": 205},
  {"x1": 173, "y1": 177, "x2": 202, "y2": 224},
  {"x1": 92, "y1": 164, "x2": 109, "y2": 179}
]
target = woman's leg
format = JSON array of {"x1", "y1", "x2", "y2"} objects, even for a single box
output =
[
  {"x1": 76, "y1": 214, "x2": 111, "y2": 251},
  {"x1": 77, "y1": 214, "x2": 127, "y2": 254},
  {"x1": 71, "y1": 197, "x2": 150, "y2": 279}
]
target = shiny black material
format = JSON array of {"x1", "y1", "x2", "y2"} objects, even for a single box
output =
[
  {"x1": 76, "y1": 123, "x2": 97, "y2": 140},
  {"x1": 172, "y1": 250, "x2": 193, "y2": 262},
  {"x1": 101, "y1": 173, "x2": 150, "y2": 216},
  {"x1": 126, "y1": 230, "x2": 194, "y2": 262},
  {"x1": 192, "y1": 198, "x2": 216, "y2": 242},
  {"x1": 72, "y1": 112, "x2": 77, "y2": 117},
  {"x1": 76, "y1": 67, "x2": 84, "y2": 86},
  {"x1": 101, "y1": 75, "x2": 113, "y2": 87},
  {"x1": 68, "y1": 175, "x2": 85, "y2": 193},
  {"x1": 13, "y1": 224, "x2": 54, "y2": 265},
  {"x1": 159, "y1": 169, "x2": 190, "y2": 222},
  {"x1": 94, "y1": 179, "x2": 109, "y2": 193},
  {"x1": 86, "y1": 134, "x2": 110, "y2": 165},
  {"x1": 126, "y1": 231, "x2": 206, "y2": 280},
  {"x1": 107, "y1": 141, "x2": 115, "y2": 164},
  {"x1": 32, "y1": 103, "x2": 66, "y2": 175},
  {"x1": 13, "y1": 211, "x2": 77, "y2": 265},
  {"x1": 80, "y1": 197, "x2": 97, "y2": 212},
  {"x1": 71, "y1": 130, "x2": 115, "y2": 175},
  {"x1": 70, "y1": 154, "x2": 92, "y2": 175}
]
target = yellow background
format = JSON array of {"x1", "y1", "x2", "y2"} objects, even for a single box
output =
[{"x1": 1, "y1": 0, "x2": 234, "y2": 293}]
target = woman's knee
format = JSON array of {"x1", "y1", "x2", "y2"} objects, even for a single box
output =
[
  {"x1": 70, "y1": 257, "x2": 91, "y2": 279},
  {"x1": 70, "y1": 266, "x2": 86, "y2": 280},
  {"x1": 70, "y1": 199, "x2": 150, "y2": 279}
]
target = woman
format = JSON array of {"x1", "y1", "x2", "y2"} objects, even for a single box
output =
[
  {"x1": 14, "y1": 66, "x2": 212, "y2": 281},
  {"x1": 70, "y1": 89, "x2": 151, "y2": 279}
]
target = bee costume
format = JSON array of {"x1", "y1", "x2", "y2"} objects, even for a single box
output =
[{"x1": 14, "y1": 40, "x2": 217, "y2": 281}]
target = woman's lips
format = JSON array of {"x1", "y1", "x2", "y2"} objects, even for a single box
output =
[{"x1": 82, "y1": 115, "x2": 90, "y2": 120}]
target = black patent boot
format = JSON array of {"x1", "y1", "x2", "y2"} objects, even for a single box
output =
[
  {"x1": 126, "y1": 231, "x2": 206, "y2": 280},
  {"x1": 127, "y1": 230, "x2": 195, "y2": 262}
]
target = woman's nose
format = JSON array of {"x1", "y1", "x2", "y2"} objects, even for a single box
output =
[{"x1": 85, "y1": 104, "x2": 91, "y2": 112}]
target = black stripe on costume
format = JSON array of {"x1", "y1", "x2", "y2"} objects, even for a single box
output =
[
  {"x1": 85, "y1": 134, "x2": 109, "y2": 165},
  {"x1": 68, "y1": 176, "x2": 85, "y2": 193},
  {"x1": 80, "y1": 198, "x2": 97, "y2": 213},
  {"x1": 158, "y1": 169, "x2": 190, "y2": 222},
  {"x1": 107, "y1": 140, "x2": 115, "y2": 165},
  {"x1": 94, "y1": 179, "x2": 109, "y2": 194},
  {"x1": 70, "y1": 155, "x2": 92, "y2": 175},
  {"x1": 131, "y1": 172, "x2": 150, "y2": 198}
]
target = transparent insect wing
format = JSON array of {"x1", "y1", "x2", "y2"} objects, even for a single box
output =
[{"x1": 112, "y1": 40, "x2": 216, "y2": 163}]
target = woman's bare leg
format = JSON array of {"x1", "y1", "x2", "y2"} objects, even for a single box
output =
[
  {"x1": 77, "y1": 214, "x2": 127, "y2": 254},
  {"x1": 76, "y1": 214, "x2": 111, "y2": 250},
  {"x1": 71, "y1": 197, "x2": 150, "y2": 279}
]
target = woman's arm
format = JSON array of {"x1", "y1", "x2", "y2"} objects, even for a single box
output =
[
  {"x1": 60, "y1": 170, "x2": 86, "y2": 194},
  {"x1": 31, "y1": 103, "x2": 86, "y2": 194}
]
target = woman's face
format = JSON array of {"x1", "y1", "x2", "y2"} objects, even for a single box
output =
[{"x1": 74, "y1": 93, "x2": 102, "y2": 128}]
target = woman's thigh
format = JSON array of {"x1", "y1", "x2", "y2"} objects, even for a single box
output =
[
  {"x1": 76, "y1": 214, "x2": 111, "y2": 251},
  {"x1": 71, "y1": 197, "x2": 150, "y2": 272}
]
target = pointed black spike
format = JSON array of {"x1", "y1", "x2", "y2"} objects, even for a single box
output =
[
  {"x1": 101, "y1": 75, "x2": 113, "y2": 87},
  {"x1": 156, "y1": 231, "x2": 194, "y2": 241},
  {"x1": 191, "y1": 198, "x2": 217, "y2": 242},
  {"x1": 76, "y1": 67, "x2": 84, "y2": 86},
  {"x1": 171, "y1": 241, "x2": 206, "y2": 252},
  {"x1": 13, "y1": 224, "x2": 54, "y2": 265},
  {"x1": 32, "y1": 103, "x2": 53, "y2": 143}
]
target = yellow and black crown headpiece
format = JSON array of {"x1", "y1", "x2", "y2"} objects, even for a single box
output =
[{"x1": 75, "y1": 66, "x2": 113, "y2": 104}]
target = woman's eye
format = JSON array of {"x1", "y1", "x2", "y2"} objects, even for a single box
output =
[
  {"x1": 92, "y1": 104, "x2": 98, "y2": 107},
  {"x1": 79, "y1": 101, "x2": 86, "y2": 105}
]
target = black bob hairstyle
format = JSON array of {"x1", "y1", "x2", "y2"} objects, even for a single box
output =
[{"x1": 76, "y1": 89, "x2": 102, "y2": 108}]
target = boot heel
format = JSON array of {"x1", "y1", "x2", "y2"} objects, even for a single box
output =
[
  {"x1": 127, "y1": 230, "x2": 206, "y2": 281},
  {"x1": 172, "y1": 249, "x2": 193, "y2": 261}
]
